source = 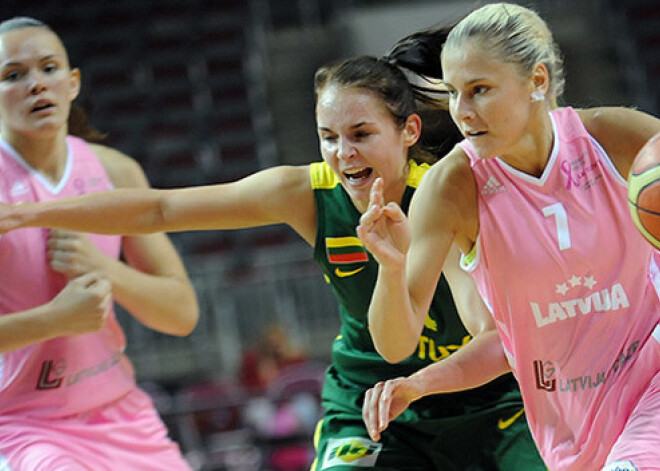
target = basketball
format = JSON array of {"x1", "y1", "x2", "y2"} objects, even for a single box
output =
[{"x1": 628, "y1": 132, "x2": 660, "y2": 249}]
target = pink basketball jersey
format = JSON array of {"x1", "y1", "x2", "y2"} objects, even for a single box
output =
[
  {"x1": 459, "y1": 108, "x2": 660, "y2": 470},
  {"x1": 0, "y1": 136, "x2": 136, "y2": 419}
]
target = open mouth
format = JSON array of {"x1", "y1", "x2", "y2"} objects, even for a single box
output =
[
  {"x1": 344, "y1": 167, "x2": 373, "y2": 182},
  {"x1": 30, "y1": 102, "x2": 55, "y2": 113}
]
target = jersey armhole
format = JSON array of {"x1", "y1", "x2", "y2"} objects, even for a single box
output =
[
  {"x1": 460, "y1": 234, "x2": 480, "y2": 272},
  {"x1": 589, "y1": 135, "x2": 628, "y2": 186}
]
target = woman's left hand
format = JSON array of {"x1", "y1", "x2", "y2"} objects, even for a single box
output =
[
  {"x1": 362, "y1": 376, "x2": 423, "y2": 442},
  {"x1": 47, "y1": 229, "x2": 111, "y2": 279}
]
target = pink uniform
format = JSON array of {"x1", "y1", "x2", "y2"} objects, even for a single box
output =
[
  {"x1": 0, "y1": 136, "x2": 190, "y2": 470},
  {"x1": 460, "y1": 107, "x2": 660, "y2": 470}
]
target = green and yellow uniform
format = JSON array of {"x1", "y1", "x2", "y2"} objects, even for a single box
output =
[{"x1": 310, "y1": 161, "x2": 545, "y2": 470}]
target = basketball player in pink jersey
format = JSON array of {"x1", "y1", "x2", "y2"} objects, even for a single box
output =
[
  {"x1": 358, "y1": 3, "x2": 660, "y2": 471},
  {"x1": 0, "y1": 17, "x2": 198, "y2": 470}
]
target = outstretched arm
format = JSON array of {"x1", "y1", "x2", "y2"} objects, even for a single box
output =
[
  {"x1": 53, "y1": 144, "x2": 201, "y2": 336},
  {"x1": 0, "y1": 161, "x2": 317, "y2": 242}
]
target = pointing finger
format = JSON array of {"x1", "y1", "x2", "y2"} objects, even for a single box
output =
[{"x1": 369, "y1": 178, "x2": 384, "y2": 210}]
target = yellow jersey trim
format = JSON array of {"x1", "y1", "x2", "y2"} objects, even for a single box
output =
[
  {"x1": 310, "y1": 162, "x2": 340, "y2": 190},
  {"x1": 462, "y1": 241, "x2": 478, "y2": 268},
  {"x1": 326, "y1": 236, "x2": 364, "y2": 248},
  {"x1": 407, "y1": 160, "x2": 429, "y2": 189}
]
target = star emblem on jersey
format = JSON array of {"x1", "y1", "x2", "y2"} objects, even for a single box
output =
[
  {"x1": 555, "y1": 274, "x2": 597, "y2": 295},
  {"x1": 533, "y1": 273, "x2": 629, "y2": 328}
]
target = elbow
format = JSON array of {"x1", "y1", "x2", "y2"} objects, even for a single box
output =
[
  {"x1": 176, "y1": 313, "x2": 198, "y2": 337},
  {"x1": 369, "y1": 321, "x2": 420, "y2": 364},
  {"x1": 170, "y1": 296, "x2": 200, "y2": 337},
  {"x1": 374, "y1": 340, "x2": 416, "y2": 364},
  {"x1": 381, "y1": 352, "x2": 412, "y2": 364}
]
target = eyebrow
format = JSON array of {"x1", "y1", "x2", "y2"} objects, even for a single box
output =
[
  {"x1": 318, "y1": 122, "x2": 372, "y2": 132},
  {"x1": 445, "y1": 77, "x2": 490, "y2": 88},
  {"x1": 1, "y1": 54, "x2": 60, "y2": 68}
]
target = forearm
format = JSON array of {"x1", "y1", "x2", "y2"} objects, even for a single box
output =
[
  {"x1": 407, "y1": 329, "x2": 510, "y2": 399},
  {"x1": 369, "y1": 264, "x2": 426, "y2": 363},
  {"x1": 10, "y1": 189, "x2": 166, "y2": 235},
  {"x1": 0, "y1": 305, "x2": 61, "y2": 353},
  {"x1": 102, "y1": 258, "x2": 199, "y2": 336}
]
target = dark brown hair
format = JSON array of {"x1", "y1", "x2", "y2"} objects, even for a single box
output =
[{"x1": 314, "y1": 54, "x2": 449, "y2": 165}]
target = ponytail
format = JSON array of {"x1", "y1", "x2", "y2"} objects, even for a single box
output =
[
  {"x1": 68, "y1": 104, "x2": 107, "y2": 142},
  {"x1": 384, "y1": 26, "x2": 454, "y2": 110}
]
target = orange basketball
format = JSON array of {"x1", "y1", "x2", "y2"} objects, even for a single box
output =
[{"x1": 628, "y1": 132, "x2": 660, "y2": 249}]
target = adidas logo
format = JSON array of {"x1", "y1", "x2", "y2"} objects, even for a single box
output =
[
  {"x1": 481, "y1": 175, "x2": 505, "y2": 195},
  {"x1": 10, "y1": 180, "x2": 29, "y2": 196}
]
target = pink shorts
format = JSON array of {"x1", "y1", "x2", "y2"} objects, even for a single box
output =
[
  {"x1": 0, "y1": 387, "x2": 190, "y2": 471},
  {"x1": 605, "y1": 336, "x2": 660, "y2": 471}
]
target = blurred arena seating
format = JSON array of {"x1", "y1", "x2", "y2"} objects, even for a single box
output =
[{"x1": 606, "y1": 0, "x2": 660, "y2": 114}]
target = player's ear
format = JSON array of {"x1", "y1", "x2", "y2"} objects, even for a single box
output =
[
  {"x1": 403, "y1": 113, "x2": 422, "y2": 147},
  {"x1": 69, "y1": 68, "x2": 81, "y2": 102},
  {"x1": 530, "y1": 62, "x2": 550, "y2": 101}
]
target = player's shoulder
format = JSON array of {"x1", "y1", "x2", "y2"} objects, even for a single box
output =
[
  {"x1": 575, "y1": 106, "x2": 660, "y2": 174},
  {"x1": 425, "y1": 146, "x2": 473, "y2": 189},
  {"x1": 88, "y1": 143, "x2": 147, "y2": 189},
  {"x1": 419, "y1": 146, "x2": 478, "y2": 236},
  {"x1": 575, "y1": 106, "x2": 656, "y2": 142}
]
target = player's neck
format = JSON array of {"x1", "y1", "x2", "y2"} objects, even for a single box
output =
[{"x1": 5, "y1": 130, "x2": 68, "y2": 184}]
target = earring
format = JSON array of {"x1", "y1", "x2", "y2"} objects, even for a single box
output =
[{"x1": 531, "y1": 91, "x2": 545, "y2": 102}]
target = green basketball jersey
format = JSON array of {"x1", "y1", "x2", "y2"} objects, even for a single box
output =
[{"x1": 310, "y1": 160, "x2": 522, "y2": 420}]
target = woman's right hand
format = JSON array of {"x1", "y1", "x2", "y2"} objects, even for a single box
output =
[
  {"x1": 49, "y1": 272, "x2": 112, "y2": 336},
  {"x1": 357, "y1": 178, "x2": 411, "y2": 267}
]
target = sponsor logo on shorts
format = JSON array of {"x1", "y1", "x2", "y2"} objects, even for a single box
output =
[
  {"x1": 321, "y1": 437, "x2": 381, "y2": 468},
  {"x1": 602, "y1": 460, "x2": 638, "y2": 471},
  {"x1": 498, "y1": 408, "x2": 525, "y2": 430}
]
